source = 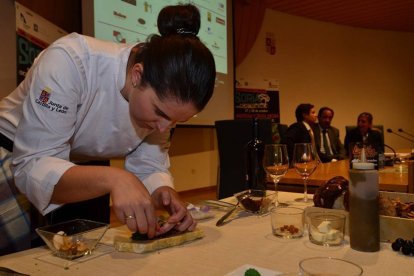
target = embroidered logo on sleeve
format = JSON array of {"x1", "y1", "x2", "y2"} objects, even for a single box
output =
[
  {"x1": 39, "y1": 89, "x2": 50, "y2": 103},
  {"x1": 35, "y1": 87, "x2": 69, "y2": 114}
]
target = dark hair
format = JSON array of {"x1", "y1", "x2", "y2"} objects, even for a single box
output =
[
  {"x1": 318, "y1": 106, "x2": 334, "y2": 118},
  {"x1": 135, "y1": 4, "x2": 216, "y2": 111},
  {"x1": 358, "y1": 112, "x2": 373, "y2": 124},
  {"x1": 157, "y1": 4, "x2": 200, "y2": 36},
  {"x1": 295, "y1": 103, "x2": 314, "y2": 122}
]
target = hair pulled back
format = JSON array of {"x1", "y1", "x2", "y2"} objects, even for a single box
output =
[
  {"x1": 135, "y1": 4, "x2": 216, "y2": 111},
  {"x1": 157, "y1": 4, "x2": 200, "y2": 36}
]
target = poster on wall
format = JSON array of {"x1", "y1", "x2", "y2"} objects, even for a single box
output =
[
  {"x1": 15, "y1": 2, "x2": 67, "y2": 84},
  {"x1": 234, "y1": 88, "x2": 280, "y2": 122}
]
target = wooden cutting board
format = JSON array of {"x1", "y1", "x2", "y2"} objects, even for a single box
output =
[{"x1": 113, "y1": 228, "x2": 204, "y2": 253}]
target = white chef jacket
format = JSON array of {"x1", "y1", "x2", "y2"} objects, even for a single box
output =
[{"x1": 0, "y1": 33, "x2": 173, "y2": 215}]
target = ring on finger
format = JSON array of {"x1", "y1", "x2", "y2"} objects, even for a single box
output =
[{"x1": 125, "y1": 215, "x2": 135, "y2": 220}]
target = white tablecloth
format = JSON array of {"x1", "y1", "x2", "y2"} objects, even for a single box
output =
[{"x1": 0, "y1": 192, "x2": 412, "y2": 275}]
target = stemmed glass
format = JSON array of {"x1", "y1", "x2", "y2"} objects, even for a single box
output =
[
  {"x1": 263, "y1": 144, "x2": 289, "y2": 207},
  {"x1": 292, "y1": 143, "x2": 318, "y2": 203}
]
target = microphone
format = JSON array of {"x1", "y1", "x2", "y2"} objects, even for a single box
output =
[
  {"x1": 398, "y1": 128, "x2": 414, "y2": 139},
  {"x1": 386, "y1": 128, "x2": 414, "y2": 143},
  {"x1": 384, "y1": 144, "x2": 398, "y2": 165}
]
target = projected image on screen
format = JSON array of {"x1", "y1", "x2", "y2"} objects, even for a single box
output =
[{"x1": 93, "y1": 0, "x2": 228, "y2": 74}]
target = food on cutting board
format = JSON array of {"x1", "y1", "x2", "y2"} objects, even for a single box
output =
[
  {"x1": 114, "y1": 228, "x2": 204, "y2": 253},
  {"x1": 114, "y1": 216, "x2": 204, "y2": 253}
]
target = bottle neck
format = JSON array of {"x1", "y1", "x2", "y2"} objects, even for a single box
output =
[
  {"x1": 244, "y1": 118, "x2": 265, "y2": 191},
  {"x1": 252, "y1": 118, "x2": 259, "y2": 140}
]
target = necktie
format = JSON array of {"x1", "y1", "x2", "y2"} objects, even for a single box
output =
[
  {"x1": 308, "y1": 128, "x2": 318, "y2": 155},
  {"x1": 322, "y1": 129, "x2": 332, "y2": 156}
]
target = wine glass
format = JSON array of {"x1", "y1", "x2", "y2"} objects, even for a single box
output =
[
  {"x1": 263, "y1": 144, "x2": 289, "y2": 206},
  {"x1": 292, "y1": 143, "x2": 318, "y2": 203}
]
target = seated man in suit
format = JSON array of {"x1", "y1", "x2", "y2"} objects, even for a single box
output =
[
  {"x1": 312, "y1": 107, "x2": 346, "y2": 163},
  {"x1": 281, "y1": 103, "x2": 317, "y2": 161},
  {"x1": 344, "y1": 112, "x2": 384, "y2": 157}
]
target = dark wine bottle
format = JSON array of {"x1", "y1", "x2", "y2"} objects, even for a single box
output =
[{"x1": 244, "y1": 118, "x2": 266, "y2": 191}]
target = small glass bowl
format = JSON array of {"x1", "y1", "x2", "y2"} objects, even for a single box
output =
[
  {"x1": 270, "y1": 206, "x2": 304, "y2": 239},
  {"x1": 235, "y1": 189, "x2": 272, "y2": 214},
  {"x1": 308, "y1": 212, "x2": 346, "y2": 246},
  {"x1": 36, "y1": 219, "x2": 109, "y2": 260}
]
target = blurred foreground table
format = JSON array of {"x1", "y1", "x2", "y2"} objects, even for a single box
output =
[{"x1": 0, "y1": 192, "x2": 412, "y2": 275}]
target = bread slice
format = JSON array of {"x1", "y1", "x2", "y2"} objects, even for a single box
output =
[{"x1": 113, "y1": 228, "x2": 204, "y2": 253}]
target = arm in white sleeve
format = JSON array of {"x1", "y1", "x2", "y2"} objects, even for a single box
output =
[
  {"x1": 12, "y1": 46, "x2": 82, "y2": 215},
  {"x1": 125, "y1": 130, "x2": 174, "y2": 194}
]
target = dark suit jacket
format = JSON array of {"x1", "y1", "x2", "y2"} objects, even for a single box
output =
[
  {"x1": 281, "y1": 122, "x2": 312, "y2": 162},
  {"x1": 344, "y1": 128, "x2": 384, "y2": 157},
  {"x1": 312, "y1": 124, "x2": 346, "y2": 163}
]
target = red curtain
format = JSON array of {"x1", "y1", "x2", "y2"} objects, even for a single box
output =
[{"x1": 234, "y1": 0, "x2": 267, "y2": 67}]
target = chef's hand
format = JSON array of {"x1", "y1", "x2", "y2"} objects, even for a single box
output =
[
  {"x1": 151, "y1": 186, "x2": 197, "y2": 235},
  {"x1": 110, "y1": 171, "x2": 158, "y2": 238}
]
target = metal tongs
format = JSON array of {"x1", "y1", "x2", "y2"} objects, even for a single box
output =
[
  {"x1": 215, "y1": 193, "x2": 252, "y2": 226},
  {"x1": 202, "y1": 200, "x2": 236, "y2": 210},
  {"x1": 215, "y1": 202, "x2": 240, "y2": 226}
]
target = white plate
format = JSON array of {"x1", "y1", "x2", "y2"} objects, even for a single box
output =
[{"x1": 225, "y1": 264, "x2": 281, "y2": 276}]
